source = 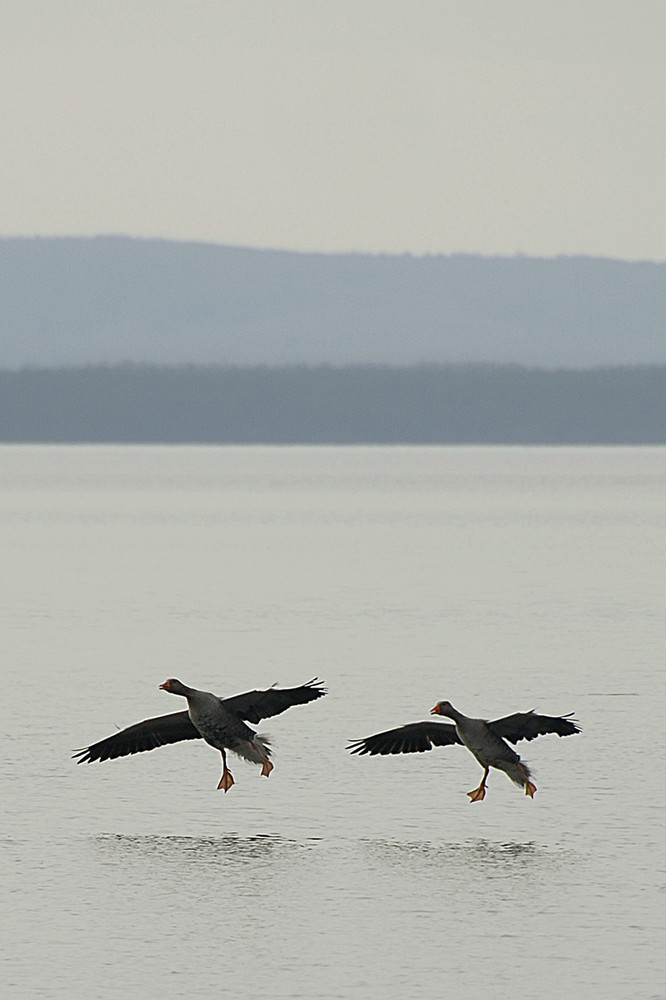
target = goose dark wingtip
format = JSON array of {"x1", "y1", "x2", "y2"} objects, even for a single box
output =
[
  {"x1": 560, "y1": 712, "x2": 582, "y2": 734},
  {"x1": 302, "y1": 677, "x2": 327, "y2": 697}
]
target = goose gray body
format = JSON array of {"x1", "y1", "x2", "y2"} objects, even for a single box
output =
[
  {"x1": 433, "y1": 701, "x2": 536, "y2": 799},
  {"x1": 165, "y1": 680, "x2": 271, "y2": 769}
]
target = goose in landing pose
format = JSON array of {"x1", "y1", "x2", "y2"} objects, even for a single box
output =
[
  {"x1": 348, "y1": 700, "x2": 580, "y2": 801},
  {"x1": 75, "y1": 678, "x2": 326, "y2": 792}
]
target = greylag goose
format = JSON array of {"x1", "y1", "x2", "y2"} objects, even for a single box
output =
[
  {"x1": 75, "y1": 677, "x2": 326, "y2": 791},
  {"x1": 348, "y1": 700, "x2": 580, "y2": 801}
]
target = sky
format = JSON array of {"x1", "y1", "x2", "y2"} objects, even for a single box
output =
[{"x1": 2, "y1": 0, "x2": 665, "y2": 260}]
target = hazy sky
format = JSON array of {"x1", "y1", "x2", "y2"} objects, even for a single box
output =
[{"x1": 2, "y1": 1, "x2": 664, "y2": 259}]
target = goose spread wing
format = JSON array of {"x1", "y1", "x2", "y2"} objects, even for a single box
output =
[
  {"x1": 73, "y1": 710, "x2": 201, "y2": 763},
  {"x1": 347, "y1": 721, "x2": 461, "y2": 756},
  {"x1": 488, "y1": 711, "x2": 580, "y2": 745},
  {"x1": 221, "y1": 678, "x2": 326, "y2": 724}
]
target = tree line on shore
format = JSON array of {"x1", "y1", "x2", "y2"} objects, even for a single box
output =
[{"x1": 1, "y1": 362, "x2": 664, "y2": 444}]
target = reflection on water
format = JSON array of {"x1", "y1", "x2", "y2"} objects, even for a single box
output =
[
  {"x1": 92, "y1": 832, "x2": 577, "y2": 885},
  {"x1": 93, "y1": 832, "x2": 322, "y2": 869},
  {"x1": 361, "y1": 837, "x2": 564, "y2": 876}
]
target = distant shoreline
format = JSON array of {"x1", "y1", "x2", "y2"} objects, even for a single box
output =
[
  {"x1": 2, "y1": 362, "x2": 664, "y2": 444},
  {"x1": 2, "y1": 237, "x2": 664, "y2": 370}
]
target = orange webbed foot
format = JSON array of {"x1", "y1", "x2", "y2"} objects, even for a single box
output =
[
  {"x1": 217, "y1": 769, "x2": 235, "y2": 792},
  {"x1": 517, "y1": 763, "x2": 536, "y2": 798},
  {"x1": 467, "y1": 785, "x2": 487, "y2": 802},
  {"x1": 260, "y1": 758, "x2": 274, "y2": 778}
]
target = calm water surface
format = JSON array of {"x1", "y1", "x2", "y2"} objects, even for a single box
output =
[{"x1": 1, "y1": 446, "x2": 664, "y2": 999}]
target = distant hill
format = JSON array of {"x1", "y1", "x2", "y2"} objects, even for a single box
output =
[
  {"x1": 1, "y1": 236, "x2": 664, "y2": 368},
  {"x1": 1, "y1": 363, "x2": 664, "y2": 443}
]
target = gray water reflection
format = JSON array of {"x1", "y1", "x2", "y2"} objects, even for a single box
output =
[
  {"x1": 92, "y1": 832, "x2": 575, "y2": 886},
  {"x1": 93, "y1": 832, "x2": 322, "y2": 869},
  {"x1": 360, "y1": 837, "x2": 575, "y2": 877}
]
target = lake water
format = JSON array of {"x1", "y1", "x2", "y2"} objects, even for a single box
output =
[{"x1": 1, "y1": 445, "x2": 664, "y2": 1000}]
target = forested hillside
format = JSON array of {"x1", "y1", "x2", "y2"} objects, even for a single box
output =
[{"x1": 1, "y1": 237, "x2": 664, "y2": 369}]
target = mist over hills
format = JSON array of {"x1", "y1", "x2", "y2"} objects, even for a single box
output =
[
  {"x1": 1, "y1": 236, "x2": 664, "y2": 369},
  {"x1": 2, "y1": 237, "x2": 664, "y2": 442}
]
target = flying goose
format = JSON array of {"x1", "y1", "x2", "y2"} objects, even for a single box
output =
[
  {"x1": 348, "y1": 700, "x2": 580, "y2": 801},
  {"x1": 75, "y1": 677, "x2": 326, "y2": 792}
]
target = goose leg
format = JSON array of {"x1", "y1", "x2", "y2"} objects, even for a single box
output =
[
  {"x1": 467, "y1": 767, "x2": 489, "y2": 802},
  {"x1": 251, "y1": 742, "x2": 274, "y2": 778},
  {"x1": 217, "y1": 749, "x2": 235, "y2": 792},
  {"x1": 518, "y1": 763, "x2": 537, "y2": 798}
]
